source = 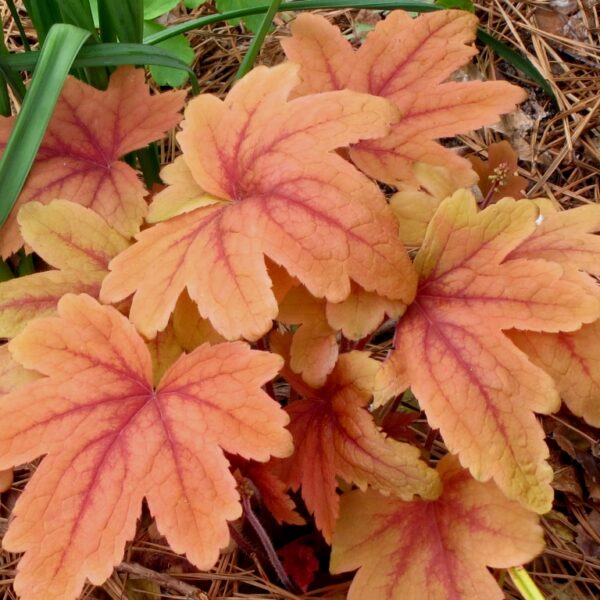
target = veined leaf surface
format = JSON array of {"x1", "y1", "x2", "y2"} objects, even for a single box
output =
[
  {"x1": 379, "y1": 192, "x2": 600, "y2": 512},
  {"x1": 0, "y1": 294, "x2": 292, "y2": 600},
  {"x1": 282, "y1": 10, "x2": 526, "y2": 187},
  {"x1": 331, "y1": 455, "x2": 544, "y2": 600},
  {"x1": 102, "y1": 63, "x2": 416, "y2": 341},
  {"x1": 273, "y1": 334, "x2": 440, "y2": 541},
  {"x1": 0, "y1": 200, "x2": 129, "y2": 337},
  {"x1": 0, "y1": 67, "x2": 185, "y2": 258}
]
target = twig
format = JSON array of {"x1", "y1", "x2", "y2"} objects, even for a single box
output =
[{"x1": 117, "y1": 562, "x2": 207, "y2": 599}]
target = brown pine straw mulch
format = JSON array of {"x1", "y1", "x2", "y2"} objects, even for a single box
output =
[{"x1": 1, "y1": 1, "x2": 600, "y2": 598}]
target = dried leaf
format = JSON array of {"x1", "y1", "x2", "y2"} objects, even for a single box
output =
[
  {"x1": 0, "y1": 294, "x2": 292, "y2": 600},
  {"x1": 379, "y1": 191, "x2": 600, "y2": 512},
  {"x1": 0, "y1": 200, "x2": 129, "y2": 338},
  {"x1": 331, "y1": 455, "x2": 545, "y2": 600},
  {"x1": 101, "y1": 64, "x2": 416, "y2": 341},
  {"x1": 282, "y1": 11, "x2": 526, "y2": 187},
  {"x1": 279, "y1": 539, "x2": 319, "y2": 592},
  {"x1": 468, "y1": 141, "x2": 527, "y2": 204},
  {"x1": 0, "y1": 67, "x2": 185, "y2": 258},
  {"x1": 273, "y1": 335, "x2": 440, "y2": 541}
]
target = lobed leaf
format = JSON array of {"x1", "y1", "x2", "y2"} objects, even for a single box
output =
[
  {"x1": 272, "y1": 335, "x2": 441, "y2": 541},
  {"x1": 278, "y1": 285, "x2": 338, "y2": 388},
  {"x1": 0, "y1": 294, "x2": 292, "y2": 600},
  {"x1": 0, "y1": 200, "x2": 129, "y2": 338},
  {"x1": 390, "y1": 164, "x2": 458, "y2": 248},
  {"x1": 507, "y1": 202, "x2": 600, "y2": 427},
  {"x1": 468, "y1": 141, "x2": 527, "y2": 204},
  {"x1": 101, "y1": 63, "x2": 416, "y2": 341},
  {"x1": 378, "y1": 192, "x2": 600, "y2": 512},
  {"x1": 0, "y1": 67, "x2": 185, "y2": 258},
  {"x1": 282, "y1": 10, "x2": 526, "y2": 187},
  {"x1": 331, "y1": 455, "x2": 544, "y2": 600}
]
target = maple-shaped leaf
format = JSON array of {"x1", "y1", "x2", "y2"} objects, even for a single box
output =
[
  {"x1": 510, "y1": 322, "x2": 600, "y2": 427},
  {"x1": 231, "y1": 457, "x2": 305, "y2": 525},
  {"x1": 0, "y1": 200, "x2": 129, "y2": 338},
  {"x1": 272, "y1": 333, "x2": 440, "y2": 541},
  {"x1": 506, "y1": 202, "x2": 600, "y2": 427},
  {"x1": 278, "y1": 285, "x2": 338, "y2": 388},
  {"x1": 0, "y1": 294, "x2": 292, "y2": 600},
  {"x1": 282, "y1": 11, "x2": 526, "y2": 187},
  {"x1": 507, "y1": 200, "x2": 600, "y2": 273},
  {"x1": 0, "y1": 67, "x2": 185, "y2": 258},
  {"x1": 379, "y1": 191, "x2": 600, "y2": 512},
  {"x1": 468, "y1": 140, "x2": 527, "y2": 204},
  {"x1": 278, "y1": 281, "x2": 403, "y2": 386},
  {"x1": 330, "y1": 455, "x2": 544, "y2": 600},
  {"x1": 101, "y1": 63, "x2": 416, "y2": 341},
  {"x1": 390, "y1": 163, "x2": 458, "y2": 247},
  {"x1": 325, "y1": 283, "x2": 404, "y2": 341}
]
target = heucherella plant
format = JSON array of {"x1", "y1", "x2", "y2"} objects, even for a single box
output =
[{"x1": 0, "y1": 9, "x2": 597, "y2": 600}]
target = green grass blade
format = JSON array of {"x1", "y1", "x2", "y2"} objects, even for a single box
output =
[
  {"x1": 508, "y1": 567, "x2": 545, "y2": 600},
  {"x1": 22, "y1": 0, "x2": 62, "y2": 43},
  {"x1": 143, "y1": 1, "x2": 438, "y2": 42},
  {"x1": 236, "y1": 0, "x2": 283, "y2": 79},
  {"x1": 98, "y1": 0, "x2": 143, "y2": 43},
  {"x1": 477, "y1": 28, "x2": 556, "y2": 102},
  {"x1": 0, "y1": 24, "x2": 91, "y2": 229},
  {"x1": 6, "y1": 0, "x2": 32, "y2": 51},
  {"x1": 0, "y1": 28, "x2": 13, "y2": 115},
  {"x1": 0, "y1": 26, "x2": 25, "y2": 103},
  {"x1": 0, "y1": 77, "x2": 9, "y2": 117},
  {"x1": 0, "y1": 44, "x2": 200, "y2": 94},
  {"x1": 58, "y1": 0, "x2": 100, "y2": 40}
]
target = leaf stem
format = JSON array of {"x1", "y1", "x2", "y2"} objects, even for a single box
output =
[
  {"x1": 236, "y1": 0, "x2": 283, "y2": 80},
  {"x1": 241, "y1": 493, "x2": 299, "y2": 593}
]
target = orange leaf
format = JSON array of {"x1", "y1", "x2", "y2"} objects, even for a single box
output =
[
  {"x1": 0, "y1": 67, "x2": 185, "y2": 258},
  {"x1": 326, "y1": 283, "x2": 404, "y2": 341},
  {"x1": 390, "y1": 163, "x2": 458, "y2": 247},
  {"x1": 380, "y1": 191, "x2": 600, "y2": 512},
  {"x1": 508, "y1": 201, "x2": 600, "y2": 273},
  {"x1": 171, "y1": 290, "x2": 225, "y2": 352},
  {"x1": 278, "y1": 285, "x2": 338, "y2": 388},
  {"x1": 0, "y1": 200, "x2": 129, "y2": 337},
  {"x1": 272, "y1": 335, "x2": 440, "y2": 541},
  {"x1": 510, "y1": 323, "x2": 600, "y2": 427},
  {"x1": 330, "y1": 455, "x2": 544, "y2": 600},
  {"x1": 0, "y1": 345, "x2": 39, "y2": 394},
  {"x1": 506, "y1": 202, "x2": 600, "y2": 427},
  {"x1": 282, "y1": 11, "x2": 526, "y2": 187},
  {"x1": 232, "y1": 458, "x2": 305, "y2": 526},
  {"x1": 0, "y1": 345, "x2": 39, "y2": 494},
  {"x1": 101, "y1": 64, "x2": 416, "y2": 341},
  {"x1": 468, "y1": 141, "x2": 527, "y2": 204},
  {"x1": 0, "y1": 294, "x2": 292, "y2": 600}
]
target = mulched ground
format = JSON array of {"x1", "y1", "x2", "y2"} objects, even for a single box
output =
[{"x1": 1, "y1": 1, "x2": 599, "y2": 598}]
